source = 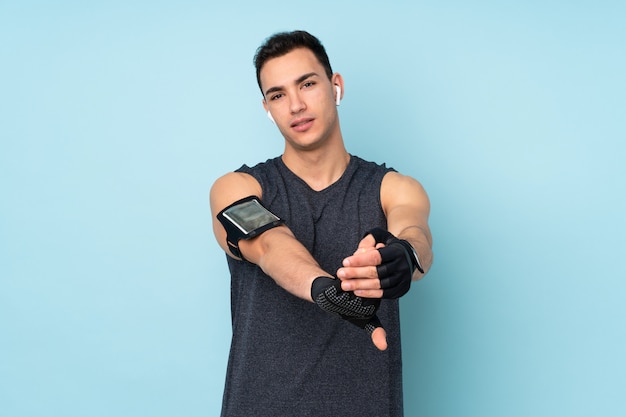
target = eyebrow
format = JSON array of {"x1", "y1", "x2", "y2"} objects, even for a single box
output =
[{"x1": 264, "y1": 72, "x2": 320, "y2": 98}]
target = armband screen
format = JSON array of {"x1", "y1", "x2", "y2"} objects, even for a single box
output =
[{"x1": 217, "y1": 196, "x2": 284, "y2": 259}]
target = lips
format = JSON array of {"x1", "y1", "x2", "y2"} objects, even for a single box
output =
[{"x1": 290, "y1": 117, "x2": 314, "y2": 132}]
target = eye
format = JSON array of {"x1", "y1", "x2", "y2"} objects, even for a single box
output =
[
  {"x1": 302, "y1": 81, "x2": 316, "y2": 89},
  {"x1": 270, "y1": 93, "x2": 284, "y2": 101}
]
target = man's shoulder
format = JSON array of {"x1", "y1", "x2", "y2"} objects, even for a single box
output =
[
  {"x1": 234, "y1": 156, "x2": 282, "y2": 175},
  {"x1": 211, "y1": 156, "x2": 281, "y2": 186},
  {"x1": 211, "y1": 156, "x2": 283, "y2": 201},
  {"x1": 211, "y1": 171, "x2": 261, "y2": 195},
  {"x1": 350, "y1": 154, "x2": 396, "y2": 175}
]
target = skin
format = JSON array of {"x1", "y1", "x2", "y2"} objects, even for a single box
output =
[
  {"x1": 337, "y1": 173, "x2": 433, "y2": 297},
  {"x1": 210, "y1": 47, "x2": 433, "y2": 351}
]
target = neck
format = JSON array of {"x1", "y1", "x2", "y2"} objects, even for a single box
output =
[{"x1": 282, "y1": 146, "x2": 350, "y2": 191}]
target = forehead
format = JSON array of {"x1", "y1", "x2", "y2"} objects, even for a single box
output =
[{"x1": 259, "y1": 48, "x2": 325, "y2": 90}]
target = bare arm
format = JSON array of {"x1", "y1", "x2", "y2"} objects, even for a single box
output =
[
  {"x1": 382, "y1": 171, "x2": 433, "y2": 278},
  {"x1": 210, "y1": 171, "x2": 388, "y2": 350},
  {"x1": 210, "y1": 171, "x2": 326, "y2": 301},
  {"x1": 337, "y1": 172, "x2": 433, "y2": 298}
]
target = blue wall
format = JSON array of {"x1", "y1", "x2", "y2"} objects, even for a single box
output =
[{"x1": 1, "y1": 1, "x2": 624, "y2": 416}]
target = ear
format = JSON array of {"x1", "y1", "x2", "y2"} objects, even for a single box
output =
[
  {"x1": 331, "y1": 73, "x2": 344, "y2": 104},
  {"x1": 262, "y1": 99, "x2": 276, "y2": 124}
]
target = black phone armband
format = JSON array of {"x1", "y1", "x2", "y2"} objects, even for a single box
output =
[{"x1": 217, "y1": 196, "x2": 284, "y2": 260}]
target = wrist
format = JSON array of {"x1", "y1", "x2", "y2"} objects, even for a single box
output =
[{"x1": 396, "y1": 239, "x2": 424, "y2": 274}]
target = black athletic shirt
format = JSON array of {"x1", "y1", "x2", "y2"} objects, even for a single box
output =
[{"x1": 220, "y1": 155, "x2": 403, "y2": 417}]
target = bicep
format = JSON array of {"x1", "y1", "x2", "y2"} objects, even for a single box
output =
[{"x1": 209, "y1": 172, "x2": 263, "y2": 258}]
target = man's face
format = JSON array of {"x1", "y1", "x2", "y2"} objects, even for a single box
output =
[{"x1": 260, "y1": 48, "x2": 343, "y2": 151}]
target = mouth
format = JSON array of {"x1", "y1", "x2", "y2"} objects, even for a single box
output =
[{"x1": 290, "y1": 117, "x2": 314, "y2": 132}]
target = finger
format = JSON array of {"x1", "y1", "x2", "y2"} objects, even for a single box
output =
[
  {"x1": 340, "y1": 277, "x2": 381, "y2": 291},
  {"x1": 352, "y1": 245, "x2": 379, "y2": 256},
  {"x1": 342, "y1": 250, "x2": 382, "y2": 268},
  {"x1": 337, "y1": 265, "x2": 379, "y2": 280},
  {"x1": 354, "y1": 289, "x2": 384, "y2": 298},
  {"x1": 357, "y1": 234, "x2": 377, "y2": 250},
  {"x1": 371, "y1": 327, "x2": 388, "y2": 351}
]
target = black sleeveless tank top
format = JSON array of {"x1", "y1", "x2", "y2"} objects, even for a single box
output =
[{"x1": 220, "y1": 155, "x2": 404, "y2": 417}]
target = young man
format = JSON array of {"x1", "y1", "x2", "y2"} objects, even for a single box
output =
[{"x1": 211, "y1": 31, "x2": 433, "y2": 417}]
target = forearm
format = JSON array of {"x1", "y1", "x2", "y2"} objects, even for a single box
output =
[
  {"x1": 241, "y1": 226, "x2": 387, "y2": 349},
  {"x1": 380, "y1": 172, "x2": 433, "y2": 280},
  {"x1": 394, "y1": 225, "x2": 434, "y2": 280},
  {"x1": 239, "y1": 226, "x2": 328, "y2": 301}
]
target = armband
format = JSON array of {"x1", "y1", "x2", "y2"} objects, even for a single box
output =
[{"x1": 217, "y1": 195, "x2": 284, "y2": 259}]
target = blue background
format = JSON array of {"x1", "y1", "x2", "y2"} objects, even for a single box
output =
[{"x1": 1, "y1": 1, "x2": 624, "y2": 416}]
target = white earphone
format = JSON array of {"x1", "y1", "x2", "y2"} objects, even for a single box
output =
[{"x1": 267, "y1": 111, "x2": 275, "y2": 124}]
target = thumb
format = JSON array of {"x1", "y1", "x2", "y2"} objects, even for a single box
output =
[
  {"x1": 371, "y1": 327, "x2": 388, "y2": 351},
  {"x1": 365, "y1": 315, "x2": 387, "y2": 351}
]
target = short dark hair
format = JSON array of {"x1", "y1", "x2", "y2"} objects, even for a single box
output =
[{"x1": 254, "y1": 30, "x2": 334, "y2": 94}]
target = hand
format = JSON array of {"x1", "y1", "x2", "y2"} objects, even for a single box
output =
[
  {"x1": 337, "y1": 236, "x2": 386, "y2": 298},
  {"x1": 311, "y1": 276, "x2": 388, "y2": 351},
  {"x1": 337, "y1": 228, "x2": 420, "y2": 299}
]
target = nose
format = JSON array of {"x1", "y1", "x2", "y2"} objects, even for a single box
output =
[{"x1": 289, "y1": 91, "x2": 306, "y2": 114}]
